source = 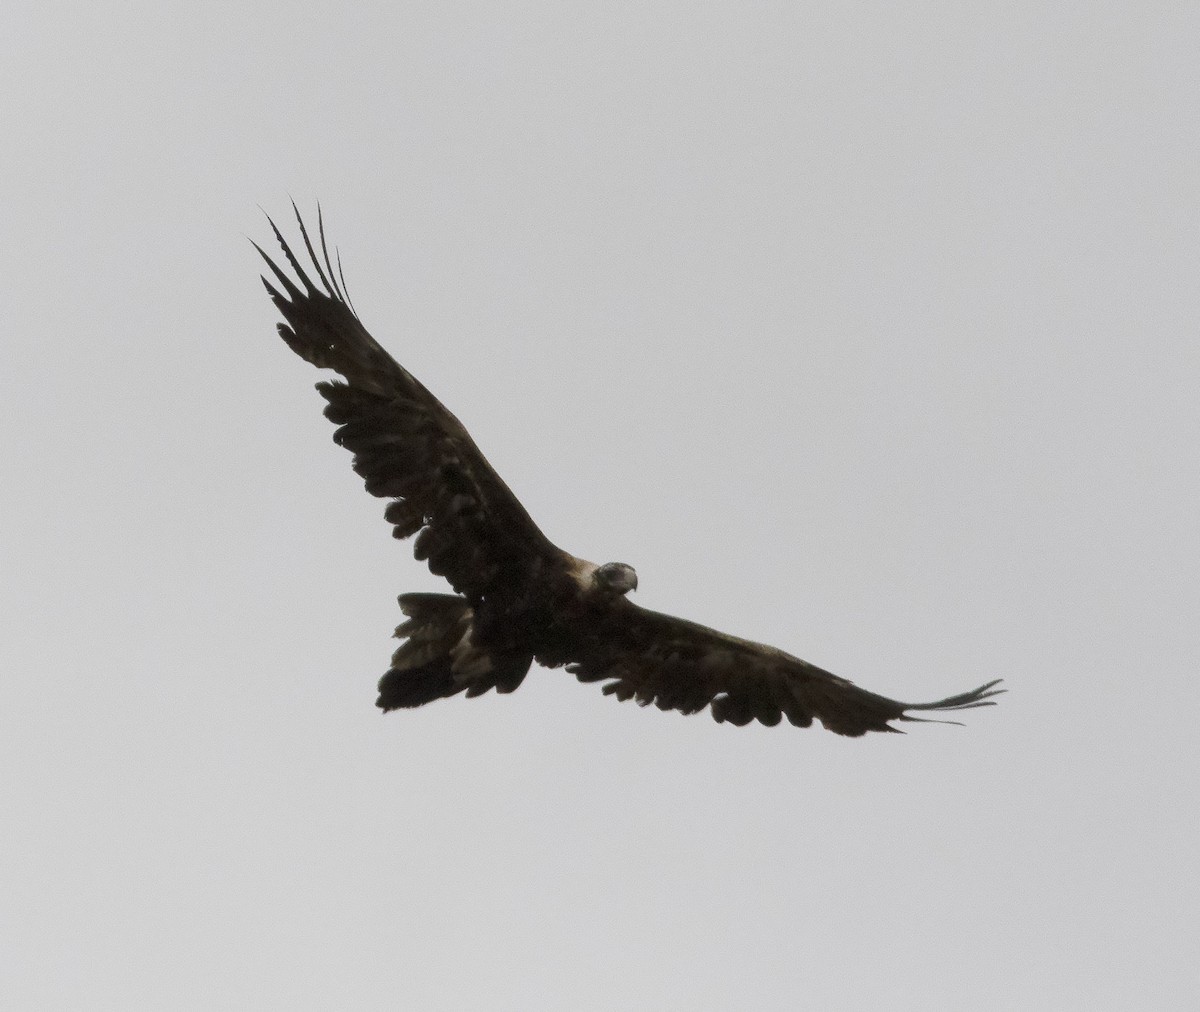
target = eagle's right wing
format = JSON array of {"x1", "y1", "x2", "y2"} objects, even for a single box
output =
[
  {"x1": 255, "y1": 207, "x2": 562, "y2": 606},
  {"x1": 566, "y1": 601, "x2": 1003, "y2": 736}
]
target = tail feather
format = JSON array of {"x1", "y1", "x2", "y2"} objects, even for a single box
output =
[{"x1": 377, "y1": 593, "x2": 533, "y2": 712}]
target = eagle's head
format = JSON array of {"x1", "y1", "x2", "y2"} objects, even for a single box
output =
[{"x1": 593, "y1": 561, "x2": 639, "y2": 596}]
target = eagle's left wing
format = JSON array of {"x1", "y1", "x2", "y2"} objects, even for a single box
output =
[
  {"x1": 254, "y1": 207, "x2": 566, "y2": 608},
  {"x1": 565, "y1": 601, "x2": 1003, "y2": 736}
]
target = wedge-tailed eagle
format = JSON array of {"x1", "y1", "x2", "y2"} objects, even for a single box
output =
[{"x1": 255, "y1": 207, "x2": 1002, "y2": 736}]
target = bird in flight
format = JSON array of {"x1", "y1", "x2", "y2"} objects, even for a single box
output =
[{"x1": 255, "y1": 206, "x2": 1002, "y2": 736}]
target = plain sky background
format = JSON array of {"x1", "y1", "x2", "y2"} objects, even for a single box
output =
[{"x1": 3, "y1": 4, "x2": 1198, "y2": 1009}]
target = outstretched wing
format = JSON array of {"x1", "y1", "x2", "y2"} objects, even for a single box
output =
[
  {"x1": 255, "y1": 206, "x2": 561, "y2": 605},
  {"x1": 566, "y1": 601, "x2": 1003, "y2": 736}
]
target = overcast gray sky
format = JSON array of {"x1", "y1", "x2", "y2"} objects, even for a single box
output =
[{"x1": 4, "y1": 3, "x2": 1198, "y2": 1009}]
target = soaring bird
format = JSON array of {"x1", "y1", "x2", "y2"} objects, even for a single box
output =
[{"x1": 255, "y1": 207, "x2": 1002, "y2": 736}]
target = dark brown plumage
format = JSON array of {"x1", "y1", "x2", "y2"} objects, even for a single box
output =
[{"x1": 256, "y1": 206, "x2": 1003, "y2": 736}]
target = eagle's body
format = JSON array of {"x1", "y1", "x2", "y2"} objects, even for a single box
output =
[{"x1": 256, "y1": 208, "x2": 1002, "y2": 736}]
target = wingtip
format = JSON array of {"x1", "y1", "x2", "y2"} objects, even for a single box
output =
[
  {"x1": 252, "y1": 238, "x2": 301, "y2": 300},
  {"x1": 316, "y1": 203, "x2": 348, "y2": 304},
  {"x1": 903, "y1": 677, "x2": 1006, "y2": 719},
  {"x1": 256, "y1": 201, "x2": 361, "y2": 319}
]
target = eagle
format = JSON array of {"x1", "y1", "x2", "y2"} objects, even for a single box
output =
[{"x1": 254, "y1": 206, "x2": 1002, "y2": 736}]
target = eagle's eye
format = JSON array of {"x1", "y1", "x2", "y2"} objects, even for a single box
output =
[{"x1": 595, "y1": 562, "x2": 638, "y2": 595}]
